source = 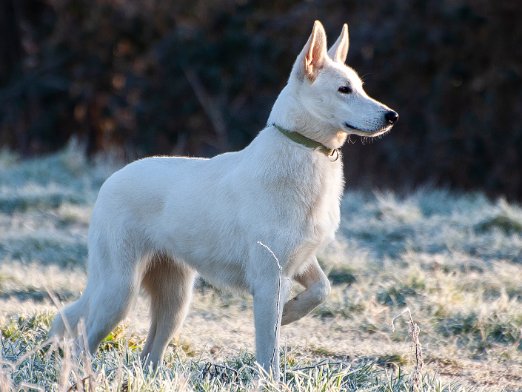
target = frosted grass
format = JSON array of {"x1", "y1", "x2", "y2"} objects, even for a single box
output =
[{"x1": 0, "y1": 145, "x2": 521, "y2": 390}]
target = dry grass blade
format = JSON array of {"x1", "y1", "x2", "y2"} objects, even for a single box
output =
[{"x1": 391, "y1": 307, "x2": 424, "y2": 391}]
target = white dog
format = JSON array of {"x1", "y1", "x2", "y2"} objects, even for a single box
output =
[{"x1": 50, "y1": 20, "x2": 398, "y2": 379}]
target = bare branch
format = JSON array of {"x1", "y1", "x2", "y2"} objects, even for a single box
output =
[{"x1": 182, "y1": 67, "x2": 229, "y2": 152}]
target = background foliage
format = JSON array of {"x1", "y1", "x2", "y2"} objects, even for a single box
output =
[{"x1": 1, "y1": 0, "x2": 521, "y2": 199}]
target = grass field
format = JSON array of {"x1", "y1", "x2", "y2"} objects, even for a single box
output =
[{"x1": 1, "y1": 144, "x2": 521, "y2": 391}]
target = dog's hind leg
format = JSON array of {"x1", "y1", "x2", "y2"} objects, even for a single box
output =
[
  {"x1": 79, "y1": 234, "x2": 142, "y2": 354},
  {"x1": 141, "y1": 255, "x2": 195, "y2": 367},
  {"x1": 49, "y1": 293, "x2": 89, "y2": 340},
  {"x1": 84, "y1": 273, "x2": 138, "y2": 353},
  {"x1": 50, "y1": 237, "x2": 138, "y2": 346},
  {"x1": 281, "y1": 257, "x2": 331, "y2": 325}
]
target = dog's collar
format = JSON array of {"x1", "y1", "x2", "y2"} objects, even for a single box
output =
[{"x1": 273, "y1": 124, "x2": 339, "y2": 161}]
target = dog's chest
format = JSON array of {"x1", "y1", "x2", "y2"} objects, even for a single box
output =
[
  {"x1": 307, "y1": 164, "x2": 343, "y2": 242},
  {"x1": 277, "y1": 156, "x2": 344, "y2": 248}
]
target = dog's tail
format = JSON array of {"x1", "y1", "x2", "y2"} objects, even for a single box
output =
[{"x1": 49, "y1": 294, "x2": 89, "y2": 339}]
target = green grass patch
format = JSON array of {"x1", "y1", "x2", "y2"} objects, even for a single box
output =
[
  {"x1": 475, "y1": 214, "x2": 522, "y2": 234},
  {"x1": 328, "y1": 267, "x2": 357, "y2": 286},
  {"x1": 377, "y1": 274, "x2": 426, "y2": 307},
  {"x1": 1, "y1": 312, "x2": 53, "y2": 342},
  {"x1": 376, "y1": 353, "x2": 409, "y2": 367},
  {"x1": 0, "y1": 192, "x2": 86, "y2": 214},
  {"x1": 437, "y1": 312, "x2": 522, "y2": 351}
]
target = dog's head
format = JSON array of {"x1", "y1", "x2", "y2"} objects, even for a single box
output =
[{"x1": 290, "y1": 21, "x2": 398, "y2": 137}]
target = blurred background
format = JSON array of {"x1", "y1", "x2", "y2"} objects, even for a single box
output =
[{"x1": 0, "y1": 0, "x2": 521, "y2": 200}]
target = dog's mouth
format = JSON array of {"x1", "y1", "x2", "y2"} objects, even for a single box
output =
[{"x1": 343, "y1": 122, "x2": 392, "y2": 137}]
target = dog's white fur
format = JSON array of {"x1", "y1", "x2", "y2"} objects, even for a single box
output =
[{"x1": 50, "y1": 21, "x2": 397, "y2": 379}]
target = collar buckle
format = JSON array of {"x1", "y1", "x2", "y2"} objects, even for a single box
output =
[{"x1": 327, "y1": 148, "x2": 340, "y2": 162}]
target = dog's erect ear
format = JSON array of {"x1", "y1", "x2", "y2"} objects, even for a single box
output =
[
  {"x1": 304, "y1": 21, "x2": 327, "y2": 81},
  {"x1": 293, "y1": 20, "x2": 327, "y2": 82},
  {"x1": 328, "y1": 24, "x2": 349, "y2": 64}
]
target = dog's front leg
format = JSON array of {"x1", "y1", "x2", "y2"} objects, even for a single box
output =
[
  {"x1": 252, "y1": 280, "x2": 288, "y2": 380},
  {"x1": 281, "y1": 257, "x2": 331, "y2": 325},
  {"x1": 250, "y1": 249, "x2": 291, "y2": 381}
]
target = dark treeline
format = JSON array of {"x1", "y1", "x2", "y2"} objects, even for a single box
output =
[{"x1": 0, "y1": 0, "x2": 521, "y2": 199}]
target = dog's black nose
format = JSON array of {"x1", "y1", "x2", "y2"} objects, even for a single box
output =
[{"x1": 385, "y1": 111, "x2": 399, "y2": 124}]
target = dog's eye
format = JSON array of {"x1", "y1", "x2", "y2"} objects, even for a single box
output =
[{"x1": 338, "y1": 86, "x2": 352, "y2": 94}]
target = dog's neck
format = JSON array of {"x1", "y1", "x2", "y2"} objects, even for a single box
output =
[{"x1": 267, "y1": 84, "x2": 348, "y2": 150}]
